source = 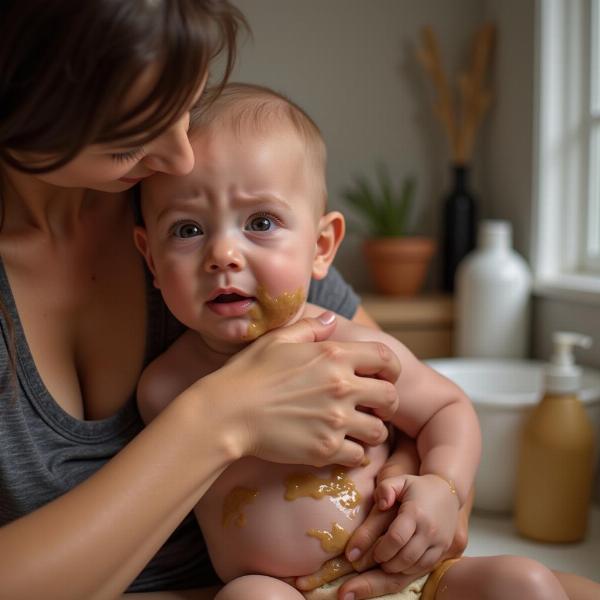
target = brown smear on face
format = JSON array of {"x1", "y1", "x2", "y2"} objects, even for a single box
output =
[
  {"x1": 284, "y1": 467, "x2": 361, "y2": 518},
  {"x1": 222, "y1": 487, "x2": 259, "y2": 528},
  {"x1": 307, "y1": 522, "x2": 350, "y2": 554},
  {"x1": 244, "y1": 286, "x2": 305, "y2": 340}
]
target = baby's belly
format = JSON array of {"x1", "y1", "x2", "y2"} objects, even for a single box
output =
[{"x1": 196, "y1": 444, "x2": 388, "y2": 582}]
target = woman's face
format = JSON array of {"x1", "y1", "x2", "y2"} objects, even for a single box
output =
[
  {"x1": 30, "y1": 69, "x2": 207, "y2": 193},
  {"x1": 35, "y1": 111, "x2": 196, "y2": 193}
]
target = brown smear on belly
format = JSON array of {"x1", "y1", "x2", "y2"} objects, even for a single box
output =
[
  {"x1": 284, "y1": 467, "x2": 361, "y2": 518},
  {"x1": 307, "y1": 522, "x2": 351, "y2": 554},
  {"x1": 222, "y1": 487, "x2": 259, "y2": 528},
  {"x1": 244, "y1": 286, "x2": 305, "y2": 340}
]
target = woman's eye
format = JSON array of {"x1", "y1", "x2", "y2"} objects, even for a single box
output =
[
  {"x1": 172, "y1": 222, "x2": 203, "y2": 238},
  {"x1": 246, "y1": 214, "x2": 279, "y2": 232},
  {"x1": 110, "y1": 147, "x2": 145, "y2": 163}
]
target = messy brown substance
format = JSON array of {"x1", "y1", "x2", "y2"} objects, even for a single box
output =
[
  {"x1": 244, "y1": 286, "x2": 305, "y2": 340},
  {"x1": 307, "y1": 522, "x2": 351, "y2": 554},
  {"x1": 222, "y1": 487, "x2": 259, "y2": 528},
  {"x1": 296, "y1": 555, "x2": 354, "y2": 597},
  {"x1": 284, "y1": 467, "x2": 361, "y2": 517}
]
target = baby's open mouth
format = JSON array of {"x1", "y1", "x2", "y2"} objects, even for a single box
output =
[
  {"x1": 210, "y1": 293, "x2": 253, "y2": 303},
  {"x1": 206, "y1": 292, "x2": 255, "y2": 317}
]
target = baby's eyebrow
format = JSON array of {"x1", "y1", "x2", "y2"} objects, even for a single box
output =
[
  {"x1": 153, "y1": 197, "x2": 203, "y2": 224},
  {"x1": 233, "y1": 192, "x2": 291, "y2": 210}
]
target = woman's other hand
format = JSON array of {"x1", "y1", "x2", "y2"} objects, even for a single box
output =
[
  {"x1": 295, "y1": 434, "x2": 472, "y2": 599},
  {"x1": 194, "y1": 312, "x2": 400, "y2": 469}
]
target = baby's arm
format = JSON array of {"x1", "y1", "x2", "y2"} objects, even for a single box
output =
[
  {"x1": 137, "y1": 330, "x2": 214, "y2": 424},
  {"x1": 310, "y1": 307, "x2": 480, "y2": 575},
  {"x1": 323, "y1": 311, "x2": 480, "y2": 505}
]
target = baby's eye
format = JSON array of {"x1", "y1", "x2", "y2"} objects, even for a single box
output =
[
  {"x1": 246, "y1": 214, "x2": 280, "y2": 232},
  {"x1": 172, "y1": 222, "x2": 203, "y2": 238}
]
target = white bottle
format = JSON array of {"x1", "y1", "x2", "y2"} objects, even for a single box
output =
[{"x1": 455, "y1": 220, "x2": 532, "y2": 358}]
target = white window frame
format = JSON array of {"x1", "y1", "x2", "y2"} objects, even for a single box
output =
[{"x1": 533, "y1": 0, "x2": 600, "y2": 304}]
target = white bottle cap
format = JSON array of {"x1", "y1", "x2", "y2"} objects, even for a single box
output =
[
  {"x1": 478, "y1": 220, "x2": 512, "y2": 249},
  {"x1": 545, "y1": 331, "x2": 592, "y2": 393}
]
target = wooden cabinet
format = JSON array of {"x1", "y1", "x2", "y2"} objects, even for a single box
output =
[{"x1": 361, "y1": 294, "x2": 454, "y2": 359}]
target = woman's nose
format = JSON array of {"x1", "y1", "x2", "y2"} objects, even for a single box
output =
[
  {"x1": 203, "y1": 236, "x2": 246, "y2": 272},
  {"x1": 142, "y1": 115, "x2": 195, "y2": 176}
]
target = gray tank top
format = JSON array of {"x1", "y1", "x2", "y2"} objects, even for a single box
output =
[{"x1": 0, "y1": 260, "x2": 359, "y2": 591}]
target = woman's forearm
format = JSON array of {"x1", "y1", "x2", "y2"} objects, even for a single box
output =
[{"x1": 0, "y1": 389, "x2": 234, "y2": 600}]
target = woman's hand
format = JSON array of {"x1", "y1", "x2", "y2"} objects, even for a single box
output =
[
  {"x1": 196, "y1": 312, "x2": 401, "y2": 468},
  {"x1": 295, "y1": 433, "x2": 472, "y2": 599}
]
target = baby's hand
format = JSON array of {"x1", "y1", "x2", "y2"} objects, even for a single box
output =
[{"x1": 370, "y1": 473, "x2": 460, "y2": 574}]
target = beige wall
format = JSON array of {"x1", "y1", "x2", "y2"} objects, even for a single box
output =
[
  {"x1": 230, "y1": 2, "x2": 600, "y2": 369},
  {"x1": 231, "y1": 0, "x2": 484, "y2": 291}
]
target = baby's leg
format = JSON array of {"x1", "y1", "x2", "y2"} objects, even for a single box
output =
[
  {"x1": 430, "y1": 555, "x2": 569, "y2": 600},
  {"x1": 215, "y1": 575, "x2": 304, "y2": 600},
  {"x1": 552, "y1": 570, "x2": 600, "y2": 600}
]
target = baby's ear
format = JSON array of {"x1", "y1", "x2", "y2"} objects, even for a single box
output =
[
  {"x1": 133, "y1": 226, "x2": 159, "y2": 288},
  {"x1": 312, "y1": 211, "x2": 345, "y2": 280}
]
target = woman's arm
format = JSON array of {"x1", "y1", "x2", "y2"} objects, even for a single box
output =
[{"x1": 0, "y1": 315, "x2": 400, "y2": 600}]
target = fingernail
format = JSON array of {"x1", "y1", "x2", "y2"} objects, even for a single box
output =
[
  {"x1": 379, "y1": 498, "x2": 387, "y2": 510},
  {"x1": 318, "y1": 311, "x2": 336, "y2": 325},
  {"x1": 343, "y1": 594, "x2": 355, "y2": 600},
  {"x1": 347, "y1": 547, "x2": 361, "y2": 562}
]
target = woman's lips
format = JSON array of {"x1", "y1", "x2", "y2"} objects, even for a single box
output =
[{"x1": 206, "y1": 297, "x2": 255, "y2": 317}]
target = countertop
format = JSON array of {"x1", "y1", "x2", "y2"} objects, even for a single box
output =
[{"x1": 466, "y1": 506, "x2": 600, "y2": 582}]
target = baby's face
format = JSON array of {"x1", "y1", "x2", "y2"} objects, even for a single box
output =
[{"x1": 137, "y1": 124, "x2": 331, "y2": 353}]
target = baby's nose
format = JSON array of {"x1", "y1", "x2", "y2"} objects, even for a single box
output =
[{"x1": 203, "y1": 237, "x2": 246, "y2": 272}]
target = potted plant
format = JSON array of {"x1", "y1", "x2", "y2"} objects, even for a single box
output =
[{"x1": 341, "y1": 165, "x2": 436, "y2": 296}]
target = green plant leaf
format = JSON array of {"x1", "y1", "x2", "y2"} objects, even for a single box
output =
[{"x1": 339, "y1": 166, "x2": 416, "y2": 237}]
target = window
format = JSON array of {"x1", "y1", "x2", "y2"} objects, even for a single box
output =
[{"x1": 534, "y1": 0, "x2": 600, "y2": 302}]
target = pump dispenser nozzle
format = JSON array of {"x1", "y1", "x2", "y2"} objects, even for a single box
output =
[{"x1": 545, "y1": 331, "x2": 592, "y2": 393}]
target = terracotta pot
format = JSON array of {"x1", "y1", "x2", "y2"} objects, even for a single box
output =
[{"x1": 363, "y1": 237, "x2": 436, "y2": 296}]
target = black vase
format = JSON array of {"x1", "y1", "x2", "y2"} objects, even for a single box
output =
[{"x1": 441, "y1": 165, "x2": 477, "y2": 292}]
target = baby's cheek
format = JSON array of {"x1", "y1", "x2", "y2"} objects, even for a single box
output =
[{"x1": 244, "y1": 285, "x2": 307, "y2": 340}]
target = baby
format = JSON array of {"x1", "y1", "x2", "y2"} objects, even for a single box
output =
[{"x1": 134, "y1": 83, "x2": 568, "y2": 600}]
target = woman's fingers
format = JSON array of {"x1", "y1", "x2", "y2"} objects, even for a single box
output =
[
  {"x1": 344, "y1": 505, "x2": 395, "y2": 572},
  {"x1": 343, "y1": 340, "x2": 402, "y2": 384},
  {"x1": 345, "y1": 410, "x2": 389, "y2": 447},
  {"x1": 294, "y1": 557, "x2": 355, "y2": 591},
  {"x1": 379, "y1": 530, "x2": 429, "y2": 573},
  {"x1": 338, "y1": 569, "x2": 425, "y2": 600},
  {"x1": 347, "y1": 373, "x2": 399, "y2": 421},
  {"x1": 264, "y1": 312, "x2": 338, "y2": 343},
  {"x1": 372, "y1": 506, "x2": 417, "y2": 564},
  {"x1": 327, "y1": 439, "x2": 366, "y2": 468}
]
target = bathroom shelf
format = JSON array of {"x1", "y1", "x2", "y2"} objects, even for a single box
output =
[{"x1": 360, "y1": 294, "x2": 454, "y2": 359}]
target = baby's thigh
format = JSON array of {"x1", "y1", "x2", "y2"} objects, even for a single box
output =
[
  {"x1": 215, "y1": 575, "x2": 305, "y2": 600},
  {"x1": 439, "y1": 556, "x2": 567, "y2": 600}
]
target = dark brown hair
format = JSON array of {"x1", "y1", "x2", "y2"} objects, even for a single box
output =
[
  {"x1": 0, "y1": 0, "x2": 247, "y2": 393},
  {"x1": 0, "y1": 0, "x2": 246, "y2": 173}
]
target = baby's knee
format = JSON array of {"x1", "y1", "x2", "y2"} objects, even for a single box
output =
[
  {"x1": 216, "y1": 575, "x2": 305, "y2": 600},
  {"x1": 495, "y1": 556, "x2": 567, "y2": 600}
]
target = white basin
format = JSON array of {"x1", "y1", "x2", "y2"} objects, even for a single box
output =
[{"x1": 426, "y1": 358, "x2": 600, "y2": 513}]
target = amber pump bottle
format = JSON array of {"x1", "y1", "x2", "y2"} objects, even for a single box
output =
[{"x1": 515, "y1": 332, "x2": 596, "y2": 542}]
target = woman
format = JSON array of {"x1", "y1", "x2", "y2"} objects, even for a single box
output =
[{"x1": 0, "y1": 2, "x2": 423, "y2": 598}]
